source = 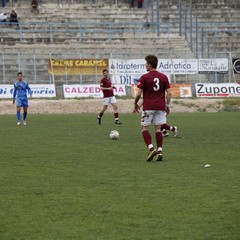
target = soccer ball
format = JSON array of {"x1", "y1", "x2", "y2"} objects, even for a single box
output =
[{"x1": 109, "y1": 130, "x2": 119, "y2": 140}]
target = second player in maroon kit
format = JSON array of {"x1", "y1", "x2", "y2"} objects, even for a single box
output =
[{"x1": 97, "y1": 69, "x2": 122, "y2": 125}]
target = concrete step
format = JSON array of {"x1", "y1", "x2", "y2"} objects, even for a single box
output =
[{"x1": 1, "y1": 0, "x2": 238, "y2": 85}]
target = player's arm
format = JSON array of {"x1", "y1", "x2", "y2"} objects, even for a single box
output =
[
  {"x1": 12, "y1": 84, "x2": 16, "y2": 104},
  {"x1": 165, "y1": 88, "x2": 171, "y2": 115},
  {"x1": 27, "y1": 84, "x2": 33, "y2": 98},
  {"x1": 100, "y1": 82, "x2": 114, "y2": 91},
  {"x1": 133, "y1": 88, "x2": 143, "y2": 113},
  {"x1": 100, "y1": 86, "x2": 114, "y2": 91},
  {"x1": 133, "y1": 100, "x2": 143, "y2": 113}
]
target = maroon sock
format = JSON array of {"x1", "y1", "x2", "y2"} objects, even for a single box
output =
[
  {"x1": 114, "y1": 112, "x2": 119, "y2": 119},
  {"x1": 156, "y1": 132, "x2": 163, "y2": 150},
  {"x1": 99, "y1": 113, "x2": 103, "y2": 117},
  {"x1": 142, "y1": 131, "x2": 153, "y2": 150},
  {"x1": 161, "y1": 123, "x2": 170, "y2": 131}
]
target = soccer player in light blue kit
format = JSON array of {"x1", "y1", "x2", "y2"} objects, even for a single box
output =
[{"x1": 13, "y1": 72, "x2": 33, "y2": 125}]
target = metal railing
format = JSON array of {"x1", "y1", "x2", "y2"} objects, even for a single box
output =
[
  {"x1": 0, "y1": 50, "x2": 234, "y2": 85},
  {"x1": 178, "y1": 0, "x2": 240, "y2": 56},
  {"x1": 7, "y1": 0, "x2": 120, "y2": 7},
  {"x1": 0, "y1": 21, "x2": 171, "y2": 44}
]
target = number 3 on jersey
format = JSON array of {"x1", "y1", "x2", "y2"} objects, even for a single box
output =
[{"x1": 153, "y1": 78, "x2": 160, "y2": 91}]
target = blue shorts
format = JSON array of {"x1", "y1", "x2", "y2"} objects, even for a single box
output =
[{"x1": 16, "y1": 98, "x2": 29, "y2": 107}]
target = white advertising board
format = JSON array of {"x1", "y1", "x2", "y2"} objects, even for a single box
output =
[
  {"x1": 109, "y1": 58, "x2": 198, "y2": 85},
  {"x1": 63, "y1": 84, "x2": 126, "y2": 98},
  {"x1": 198, "y1": 58, "x2": 228, "y2": 73},
  {"x1": 109, "y1": 59, "x2": 146, "y2": 85},
  {"x1": 158, "y1": 59, "x2": 198, "y2": 74},
  {"x1": 0, "y1": 84, "x2": 56, "y2": 98},
  {"x1": 195, "y1": 83, "x2": 240, "y2": 97}
]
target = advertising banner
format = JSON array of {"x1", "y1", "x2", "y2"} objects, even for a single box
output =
[
  {"x1": 0, "y1": 85, "x2": 13, "y2": 98},
  {"x1": 63, "y1": 84, "x2": 126, "y2": 98},
  {"x1": 109, "y1": 59, "x2": 146, "y2": 85},
  {"x1": 198, "y1": 58, "x2": 228, "y2": 73},
  {"x1": 48, "y1": 59, "x2": 108, "y2": 75},
  {"x1": 0, "y1": 84, "x2": 56, "y2": 98},
  {"x1": 158, "y1": 59, "x2": 198, "y2": 74},
  {"x1": 232, "y1": 58, "x2": 240, "y2": 74},
  {"x1": 195, "y1": 83, "x2": 240, "y2": 97},
  {"x1": 30, "y1": 84, "x2": 56, "y2": 98},
  {"x1": 109, "y1": 58, "x2": 197, "y2": 85},
  {"x1": 109, "y1": 58, "x2": 173, "y2": 85},
  {"x1": 131, "y1": 84, "x2": 192, "y2": 98}
]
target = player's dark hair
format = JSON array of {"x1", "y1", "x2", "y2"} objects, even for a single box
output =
[
  {"x1": 145, "y1": 55, "x2": 158, "y2": 69},
  {"x1": 17, "y1": 72, "x2": 22, "y2": 76},
  {"x1": 102, "y1": 69, "x2": 108, "y2": 74}
]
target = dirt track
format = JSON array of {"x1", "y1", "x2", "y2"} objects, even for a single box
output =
[{"x1": 0, "y1": 98, "x2": 225, "y2": 115}]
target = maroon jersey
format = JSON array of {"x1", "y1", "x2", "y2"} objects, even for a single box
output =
[
  {"x1": 137, "y1": 70, "x2": 170, "y2": 111},
  {"x1": 100, "y1": 77, "x2": 114, "y2": 98}
]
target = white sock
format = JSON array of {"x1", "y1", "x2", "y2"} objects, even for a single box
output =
[{"x1": 148, "y1": 144, "x2": 154, "y2": 150}]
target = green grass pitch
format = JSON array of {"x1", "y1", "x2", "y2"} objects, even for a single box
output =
[{"x1": 0, "y1": 112, "x2": 239, "y2": 239}]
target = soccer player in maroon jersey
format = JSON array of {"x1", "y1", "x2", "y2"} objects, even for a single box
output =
[
  {"x1": 97, "y1": 69, "x2": 122, "y2": 125},
  {"x1": 134, "y1": 55, "x2": 171, "y2": 162}
]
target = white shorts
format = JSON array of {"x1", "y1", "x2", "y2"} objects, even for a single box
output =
[
  {"x1": 103, "y1": 96, "x2": 117, "y2": 105},
  {"x1": 141, "y1": 110, "x2": 167, "y2": 127}
]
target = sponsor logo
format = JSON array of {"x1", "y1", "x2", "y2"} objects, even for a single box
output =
[{"x1": 196, "y1": 83, "x2": 240, "y2": 97}]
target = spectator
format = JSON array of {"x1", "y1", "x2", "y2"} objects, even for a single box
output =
[
  {"x1": 2, "y1": 0, "x2": 6, "y2": 8},
  {"x1": 129, "y1": 0, "x2": 134, "y2": 9},
  {"x1": 31, "y1": 0, "x2": 39, "y2": 13},
  {"x1": 0, "y1": 12, "x2": 8, "y2": 22},
  {"x1": 138, "y1": 0, "x2": 144, "y2": 8},
  {"x1": 9, "y1": 8, "x2": 18, "y2": 26}
]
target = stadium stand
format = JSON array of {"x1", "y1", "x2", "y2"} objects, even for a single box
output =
[
  {"x1": 190, "y1": 0, "x2": 240, "y2": 56},
  {"x1": 0, "y1": 0, "x2": 239, "y2": 84}
]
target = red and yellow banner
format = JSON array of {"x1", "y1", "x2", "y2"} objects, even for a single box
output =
[
  {"x1": 131, "y1": 83, "x2": 192, "y2": 98},
  {"x1": 48, "y1": 59, "x2": 108, "y2": 75}
]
